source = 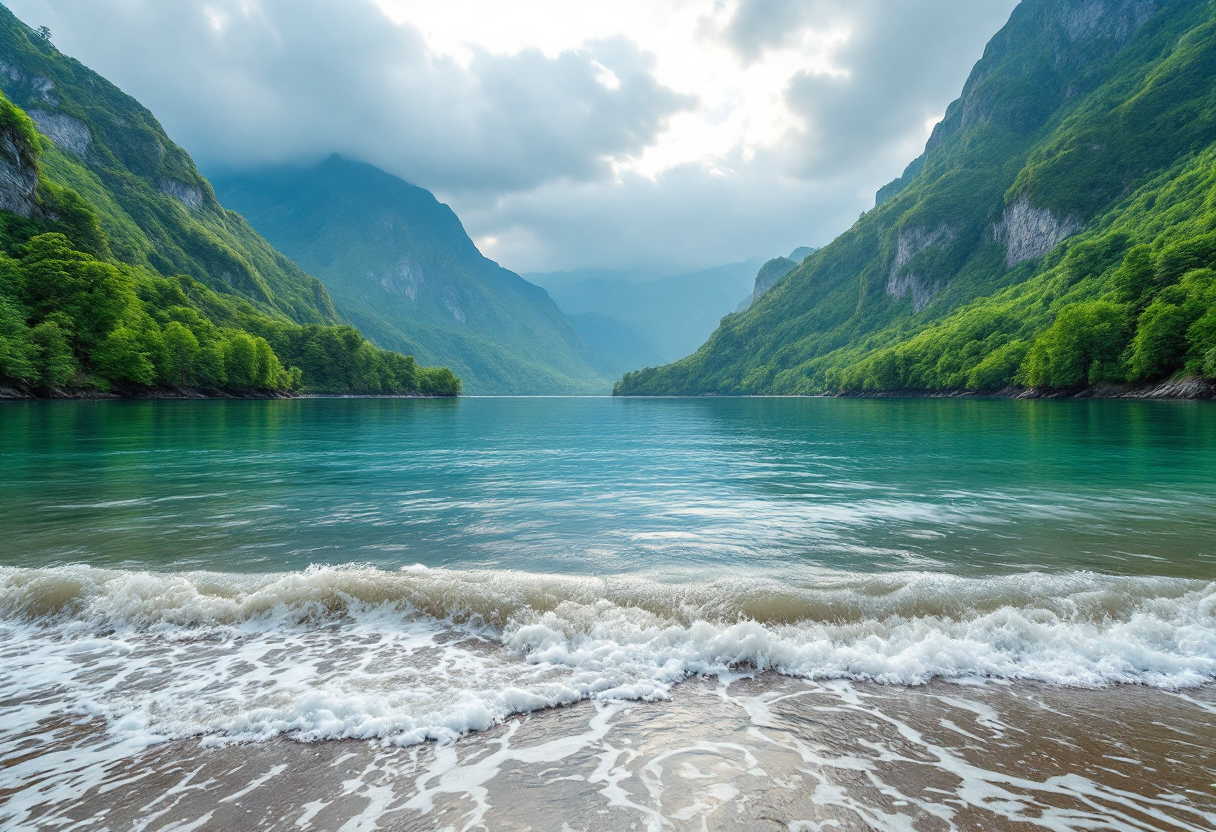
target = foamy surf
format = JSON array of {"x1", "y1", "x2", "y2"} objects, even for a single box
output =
[{"x1": 1, "y1": 564, "x2": 1214, "y2": 753}]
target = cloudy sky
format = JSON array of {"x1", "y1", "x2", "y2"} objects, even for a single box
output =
[{"x1": 9, "y1": 0, "x2": 1018, "y2": 275}]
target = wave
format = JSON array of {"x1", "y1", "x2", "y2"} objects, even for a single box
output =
[{"x1": 1, "y1": 564, "x2": 1214, "y2": 746}]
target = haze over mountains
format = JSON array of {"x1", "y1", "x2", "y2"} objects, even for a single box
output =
[
  {"x1": 529, "y1": 261, "x2": 762, "y2": 365},
  {"x1": 619, "y1": 0, "x2": 1216, "y2": 397},
  {"x1": 211, "y1": 157, "x2": 614, "y2": 395}
]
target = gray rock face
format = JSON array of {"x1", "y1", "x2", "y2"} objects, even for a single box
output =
[
  {"x1": 381, "y1": 257, "x2": 423, "y2": 302},
  {"x1": 887, "y1": 223, "x2": 955, "y2": 311},
  {"x1": 159, "y1": 178, "x2": 203, "y2": 209},
  {"x1": 748, "y1": 247, "x2": 819, "y2": 305},
  {"x1": 751, "y1": 257, "x2": 797, "y2": 303},
  {"x1": 0, "y1": 60, "x2": 58, "y2": 106},
  {"x1": 0, "y1": 125, "x2": 39, "y2": 218},
  {"x1": 1059, "y1": 0, "x2": 1155, "y2": 47},
  {"x1": 28, "y1": 109, "x2": 89, "y2": 157},
  {"x1": 993, "y1": 197, "x2": 1081, "y2": 268}
]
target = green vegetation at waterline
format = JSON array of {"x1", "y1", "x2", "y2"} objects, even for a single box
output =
[
  {"x1": 0, "y1": 211, "x2": 458, "y2": 397},
  {"x1": 0, "y1": 8, "x2": 457, "y2": 397},
  {"x1": 616, "y1": 0, "x2": 1216, "y2": 397}
]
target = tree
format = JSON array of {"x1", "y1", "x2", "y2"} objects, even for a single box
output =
[
  {"x1": 160, "y1": 321, "x2": 199, "y2": 387},
  {"x1": 223, "y1": 333, "x2": 258, "y2": 389},
  {"x1": 94, "y1": 326, "x2": 155, "y2": 385},
  {"x1": 35, "y1": 26, "x2": 51, "y2": 43},
  {"x1": 0, "y1": 293, "x2": 34, "y2": 383},
  {"x1": 29, "y1": 318, "x2": 76, "y2": 386}
]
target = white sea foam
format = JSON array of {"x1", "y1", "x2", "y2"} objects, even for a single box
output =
[{"x1": 0, "y1": 564, "x2": 1213, "y2": 751}]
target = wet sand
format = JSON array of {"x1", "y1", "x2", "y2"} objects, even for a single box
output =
[{"x1": 10, "y1": 677, "x2": 1216, "y2": 831}]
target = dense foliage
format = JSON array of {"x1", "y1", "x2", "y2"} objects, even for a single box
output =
[
  {"x1": 616, "y1": 0, "x2": 1216, "y2": 397},
  {"x1": 0, "y1": 227, "x2": 458, "y2": 395}
]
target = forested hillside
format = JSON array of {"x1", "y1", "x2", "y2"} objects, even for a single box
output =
[
  {"x1": 617, "y1": 0, "x2": 1216, "y2": 397},
  {"x1": 212, "y1": 156, "x2": 611, "y2": 395},
  {"x1": 0, "y1": 8, "x2": 457, "y2": 396}
]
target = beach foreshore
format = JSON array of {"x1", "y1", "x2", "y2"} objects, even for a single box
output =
[{"x1": 9, "y1": 675, "x2": 1215, "y2": 831}]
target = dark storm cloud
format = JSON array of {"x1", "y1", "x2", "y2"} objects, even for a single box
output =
[{"x1": 8, "y1": 0, "x2": 691, "y2": 193}]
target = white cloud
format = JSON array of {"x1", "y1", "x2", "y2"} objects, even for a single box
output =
[{"x1": 5, "y1": 0, "x2": 1019, "y2": 273}]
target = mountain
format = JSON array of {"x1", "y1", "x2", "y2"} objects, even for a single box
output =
[
  {"x1": 529, "y1": 259, "x2": 765, "y2": 371},
  {"x1": 0, "y1": 5, "x2": 456, "y2": 396},
  {"x1": 211, "y1": 156, "x2": 610, "y2": 395},
  {"x1": 736, "y1": 247, "x2": 819, "y2": 312},
  {"x1": 616, "y1": 0, "x2": 1216, "y2": 397}
]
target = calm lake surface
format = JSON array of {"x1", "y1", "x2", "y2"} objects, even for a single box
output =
[
  {"x1": 3, "y1": 396, "x2": 1215, "y2": 577},
  {"x1": 2, "y1": 397, "x2": 1214, "y2": 830}
]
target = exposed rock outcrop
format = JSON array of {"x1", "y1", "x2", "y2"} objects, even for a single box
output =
[
  {"x1": 0, "y1": 120, "x2": 40, "y2": 218},
  {"x1": 1016, "y1": 377, "x2": 1214, "y2": 400},
  {"x1": 748, "y1": 247, "x2": 819, "y2": 306},
  {"x1": 0, "y1": 60, "x2": 58, "y2": 105},
  {"x1": 1058, "y1": 0, "x2": 1156, "y2": 50},
  {"x1": 381, "y1": 257, "x2": 423, "y2": 302},
  {"x1": 993, "y1": 197, "x2": 1081, "y2": 267},
  {"x1": 887, "y1": 224, "x2": 954, "y2": 311},
  {"x1": 751, "y1": 257, "x2": 797, "y2": 303},
  {"x1": 159, "y1": 179, "x2": 203, "y2": 209},
  {"x1": 27, "y1": 108, "x2": 89, "y2": 157}
]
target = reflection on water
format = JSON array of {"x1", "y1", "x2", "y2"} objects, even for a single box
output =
[{"x1": 1, "y1": 397, "x2": 1214, "y2": 577}]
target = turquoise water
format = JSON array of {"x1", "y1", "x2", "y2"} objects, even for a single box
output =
[
  {"x1": 1, "y1": 396, "x2": 1214, "y2": 577},
  {"x1": 2, "y1": 396, "x2": 1216, "y2": 578}
]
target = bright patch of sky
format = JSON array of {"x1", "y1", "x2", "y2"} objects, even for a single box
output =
[{"x1": 375, "y1": 0, "x2": 849, "y2": 181}]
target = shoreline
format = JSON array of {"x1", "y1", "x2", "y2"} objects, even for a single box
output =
[
  {"x1": 0, "y1": 385, "x2": 458, "y2": 401},
  {"x1": 4, "y1": 380, "x2": 1213, "y2": 402},
  {"x1": 837, "y1": 376, "x2": 1215, "y2": 401},
  {"x1": 9, "y1": 675, "x2": 1214, "y2": 831},
  {"x1": 614, "y1": 376, "x2": 1216, "y2": 400}
]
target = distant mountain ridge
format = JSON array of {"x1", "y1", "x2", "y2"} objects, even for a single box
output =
[
  {"x1": 617, "y1": 0, "x2": 1216, "y2": 397},
  {"x1": 212, "y1": 156, "x2": 613, "y2": 395},
  {"x1": 530, "y1": 259, "x2": 765, "y2": 371}
]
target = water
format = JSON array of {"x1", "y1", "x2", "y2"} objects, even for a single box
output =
[
  {"x1": 1, "y1": 397, "x2": 1214, "y2": 830},
  {"x1": 4, "y1": 396, "x2": 1215, "y2": 576}
]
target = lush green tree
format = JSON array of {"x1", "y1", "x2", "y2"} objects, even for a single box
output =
[
  {"x1": 1111, "y1": 245, "x2": 1157, "y2": 307},
  {"x1": 1020, "y1": 302, "x2": 1130, "y2": 387},
  {"x1": 15, "y1": 234, "x2": 134, "y2": 353},
  {"x1": 160, "y1": 321, "x2": 199, "y2": 387},
  {"x1": 0, "y1": 293, "x2": 34, "y2": 382},
  {"x1": 29, "y1": 318, "x2": 76, "y2": 386},
  {"x1": 93, "y1": 326, "x2": 155, "y2": 385},
  {"x1": 1128, "y1": 300, "x2": 1191, "y2": 381}
]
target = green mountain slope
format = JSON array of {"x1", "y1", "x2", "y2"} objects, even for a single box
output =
[
  {"x1": 616, "y1": 0, "x2": 1216, "y2": 396},
  {"x1": 211, "y1": 156, "x2": 612, "y2": 395},
  {"x1": 0, "y1": 5, "x2": 341, "y2": 325},
  {"x1": 0, "y1": 8, "x2": 457, "y2": 396}
]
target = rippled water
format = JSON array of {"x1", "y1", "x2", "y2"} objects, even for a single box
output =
[
  {"x1": 3, "y1": 396, "x2": 1215, "y2": 576},
  {"x1": 2, "y1": 397, "x2": 1215, "y2": 830}
]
